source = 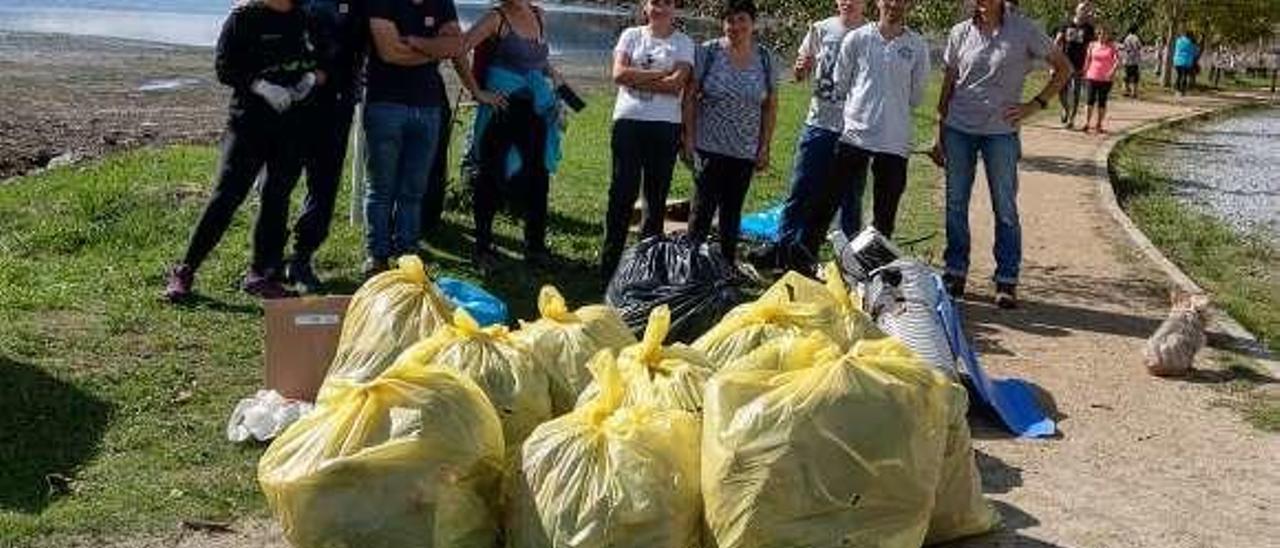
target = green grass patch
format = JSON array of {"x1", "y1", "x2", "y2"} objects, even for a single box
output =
[
  {"x1": 0, "y1": 80, "x2": 945, "y2": 543},
  {"x1": 1110, "y1": 123, "x2": 1280, "y2": 430}
]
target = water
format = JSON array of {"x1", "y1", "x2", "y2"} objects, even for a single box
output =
[
  {"x1": 1154, "y1": 107, "x2": 1280, "y2": 245},
  {"x1": 0, "y1": 0, "x2": 644, "y2": 55}
]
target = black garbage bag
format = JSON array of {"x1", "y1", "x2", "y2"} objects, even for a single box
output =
[{"x1": 605, "y1": 234, "x2": 747, "y2": 343}]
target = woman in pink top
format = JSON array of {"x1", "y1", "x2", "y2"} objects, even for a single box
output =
[{"x1": 1082, "y1": 25, "x2": 1120, "y2": 133}]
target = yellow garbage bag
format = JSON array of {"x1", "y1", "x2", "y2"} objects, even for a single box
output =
[
  {"x1": 399, "y1": 308, "x2": 552, "y2": 453},
  {"x1": 577, "y1": 305, "x2": 715, "y2": 413},
  {"x1": 508, "y1": 350, "x2": 702, "y2": 548},
  {"x1": 925, "y1": 384, "x2": 998, "y2": 544},
  {"x1": 514, "y1": 286, "x2": 637, "y2": 415},
  {"x1": 819, "y1": 263, "x2": 884, "y2": 343},
  {"x1": 258, "y1": 356, "x2": 505, "y2": 548},
  {"x1": 703, "y1": 333, "x2": 953, "y2": 548},
  {"x1": 693, "y1": 271, "x2": 850, "y2": 366},
  {"x1": 320, "y1": 255, "x2": 453, "y2": 393}
]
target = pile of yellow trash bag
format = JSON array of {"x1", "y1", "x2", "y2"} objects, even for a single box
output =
[
  {"x1": 508, "y1": 350, "x2": 703, "y2": 548},
  {"x1": 702, "y1": 332, "x2": 995, "y2": 548},
  {"x1": 400, "y1": 308, "x2": 552, "y2": 456},
  {"x1": 577, "y1": 305, "x2": 716, "y2": 413},
  {"x1": 694, "y1": 268, "x2": 879, "y2": 367},
  {"x1": 257, "y1": 260, "x2": 994, "y2": 547},
  {"x1": 514, "y1": 286, "x2": 636, "y2": 414},
  {"x1": 259, "y1": 354, "x2": 505, "y2": 548},
  {"x1": 318, "y1": 255, "x2": 453, "y2": 395}
]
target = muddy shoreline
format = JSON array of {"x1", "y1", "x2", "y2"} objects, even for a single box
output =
[{"x1": 0, "y1": 30, "x2": 610, "y2": 181}]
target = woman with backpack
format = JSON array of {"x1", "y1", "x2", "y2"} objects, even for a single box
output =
[
  {"x1": 455, "y1": 0, "x2": 564, "y2": 272},
  {"x1": 681, "y1": 0, "x2": 777, "y2": 266},
  {"x1": 598, "y1": 0, "x2": 696, "y2": 283}
]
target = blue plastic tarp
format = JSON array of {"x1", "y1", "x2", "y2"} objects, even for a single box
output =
[
  {"x1": 436, "y1": 277, "x2": 509, "y2": 327},
  {"x1": 932, "y1": 275, "x2": 1057, "y2": 438},
  {"x1": 739, "y1": 203, "x2": 784, "y2": 243}
]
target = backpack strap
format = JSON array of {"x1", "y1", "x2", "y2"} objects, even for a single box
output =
[{"x1": 698, "y1": 39, "x2": 774, "y2": 92}]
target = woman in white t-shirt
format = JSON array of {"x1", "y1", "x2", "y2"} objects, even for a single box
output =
[{"x1": 599, "y1": 0, "x2": 695, "y2": 282}]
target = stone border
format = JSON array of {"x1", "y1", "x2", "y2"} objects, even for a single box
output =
[{"x1": 1093, "y1": 103, "x2": 1280, "y2": 378}]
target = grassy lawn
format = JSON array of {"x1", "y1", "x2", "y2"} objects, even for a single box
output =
[
  {"x1": 0, "y1": 79, "x2": 946, "y2": 543},
  {"x1": 1110, "y1": 117, "x2": 1280, "y2": 431}
]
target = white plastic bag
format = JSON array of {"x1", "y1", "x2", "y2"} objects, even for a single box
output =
[{"x1": 226, "y1": 390, "x2": 313, "y2": 443}]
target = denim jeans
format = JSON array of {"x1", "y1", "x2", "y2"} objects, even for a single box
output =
[
  {"x1": 778, "y1": 124, "x2": 841, "y2": 249},
  {"x1": 942, "y1": 126, "x2": 1022, "y2": 285},
  {"x1": 1060, "y1": 71, "x2": 1085, "y2": 124},
  {"x1": 362, "y1": 102, "x2": 442, "y2": 260}
]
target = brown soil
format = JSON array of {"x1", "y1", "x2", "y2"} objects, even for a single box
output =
[{"x1": 0, "y1": 31, "x2": 225, "y2": 180}]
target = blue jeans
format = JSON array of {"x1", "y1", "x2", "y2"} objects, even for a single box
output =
[
  {"x1": 362, "y1": 102, "x2": 442, "y2": 260},
  {"x1": 778, "y1": 124, "x2": 841, "y2": 249},
  {"x1": 942, "y1": 126, "x2": 1022, "y2": 285}
]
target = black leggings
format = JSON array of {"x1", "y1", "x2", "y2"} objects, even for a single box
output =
[
  {"x1": 1085, "y1": 80, "x2": 1113, "y2": 108},
  {"x1": 181, "y1": 116, "x2": 304, "y2": 274},
  {"x1": 805, "y1": 142, "x2": 908, "y2": 254},
  {"x1": 688, "y1": 149, "x2": 755, "y2": 264},
  {"x1": 1175, "y1": 66, "x2": 1193, "y2": 93},
  {"x1": 472, "y1": 95, "x2": 549, "y2": 254},
  {"x1": 601, "y1": 118, "x2": 680, "y2": 280},
  {"x1": 291, "y1": 95, "x2": 354, "y2": 261}
]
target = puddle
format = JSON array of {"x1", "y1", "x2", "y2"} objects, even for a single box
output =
[
  {"x1": 137, "y1": 77, "x2": 202, "y2": 92},
  {"x1": 1151, "y1": 107, "x2": 1280, "y2": 245}
]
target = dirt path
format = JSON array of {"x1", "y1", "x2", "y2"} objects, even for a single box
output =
[{"x1": 943, "y1": 94, "x2": 1280, "y2": 547}]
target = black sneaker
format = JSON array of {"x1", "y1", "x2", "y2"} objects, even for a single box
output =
[
  {"x1": 285, "y1": 257, "x2": 322, "y2": 294},
  {"x1": 943, "y1": 273, "x2": 967, "y2": 299},
  {"x1": 361, "y1": 257, "x2": 390, "y2": 280},
  {"x1": 995, "y1": 283, "x2": 1018, "y2": 309},
  {"x1": 746, "y1": 243, "x2": 781, "y2": 270}
]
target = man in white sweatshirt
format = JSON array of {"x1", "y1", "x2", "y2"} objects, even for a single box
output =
[{"x1": 806, "y1": 0, "x2": 929, "y2": 250}]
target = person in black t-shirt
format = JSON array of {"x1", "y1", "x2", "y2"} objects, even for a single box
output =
[
  {"x1": 360, "y1": 0, "x2": 462, "y2": 278},
  {"x1": 1054, "y1": 1, "x2": 1095, "y2": 128},
  {"x1": 282, "y1": 0, "x2": 369, "y2": 294},
  {"x1": 165, "y1": 0, "x2": 319, "y2": 302}
]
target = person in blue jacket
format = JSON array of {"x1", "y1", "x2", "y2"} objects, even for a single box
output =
[{"x1": 1173, "y1": 31, "x2": 1198, "y2": 96}]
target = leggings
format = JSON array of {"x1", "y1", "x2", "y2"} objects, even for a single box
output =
[
  {"x1": 472, "y1": 95, "x2": 549, "y2": 253},
  {"x1": 181, "y1": 116, "x2": 303, "y2": 274},
  {"x1": 688, "y1": 149, "x2": 755, "y2": 264}
]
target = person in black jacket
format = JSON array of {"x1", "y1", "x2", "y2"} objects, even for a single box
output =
[
  {"x1": 164, "y1": 0, "x2": 320, "y2": 301},
  {"x1": 284, "y1": 0, "x2": 368, "y2": 293}
]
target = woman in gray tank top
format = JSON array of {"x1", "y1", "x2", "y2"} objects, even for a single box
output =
[{"x1": 456, "y1": 0, "x2": 563, "y2": 272}]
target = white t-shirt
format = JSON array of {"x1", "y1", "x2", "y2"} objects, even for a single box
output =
[
  {"x1": 611, "y1": 26, "x2": 696, "y2": 123},
  {"x1": 834, "y1": 23, "x2": 930, "y2": 158},
  {"x1": 798, "y1": 16, "x2": 856, "y2": 132}
]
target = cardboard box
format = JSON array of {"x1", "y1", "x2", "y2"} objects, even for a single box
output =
[{"x1": 263, "y1": 296, "x2": 351, "y2": 402}]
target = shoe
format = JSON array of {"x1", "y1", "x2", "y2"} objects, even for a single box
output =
[
  {"x1": 163, "y1": 264, "x2": 195, "y2": 302},
  {"x1": 361, "y1": 257, "x2": 391, "y2": 280},
  {"x1": 285, "y1": 257, "x2": 322, "y2": 294},
  {"x1": 995, "y1": 283, "x2": 1018, "y2": 309},
  {"x1": 242, "y1": 270, "x2": 296, "y2": 300},
  {"x1": 942, "y1": 273, "x2": 966, "y2": 299},
  {"x1": 473, "y1": 248, "x2": 499, "y2": 275},
  {"x1": 746, "y1": 243, "x2": 781, "y2": 270}
]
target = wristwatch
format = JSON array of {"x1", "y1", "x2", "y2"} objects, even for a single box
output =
[{"x1": 1032, "y1": 96, "x2": 1048, "y2": 109}]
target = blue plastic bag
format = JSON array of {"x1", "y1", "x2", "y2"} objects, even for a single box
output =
[
  {"x1": 437, "y1": 277, "x2": 509, "y2": 327},
  {"x1": 739, "y1": 203, "x2": 784, "y2": 243}
]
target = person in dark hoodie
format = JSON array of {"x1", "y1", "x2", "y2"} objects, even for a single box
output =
[
  {"x1": 283, "y1": 0, "x2": 368, "y2": 293},
  {"x1": 165, "y1": 0, "x2": 320, "y2": 301}
]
